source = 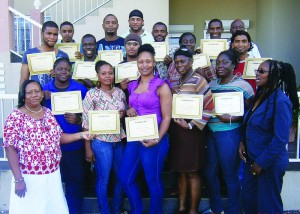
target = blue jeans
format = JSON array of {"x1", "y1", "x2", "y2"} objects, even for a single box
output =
[
  {"x1": 91, "y1": 139, "x2": 125, "y2": 214},
  {"x1": 119, "y1": 135, "x2": 169, "y2": 214},
  {"x1": 204, "y1": 128, "x2": 241, "y2": 214}
]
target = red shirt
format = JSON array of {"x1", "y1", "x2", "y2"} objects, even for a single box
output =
[{"x1": 233, "y1": 61, "x2": 257, "y2": 93}]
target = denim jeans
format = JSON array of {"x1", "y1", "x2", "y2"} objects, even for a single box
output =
[
  {"x1": 119, "y1": 135, "x2": 169, "y2": 214},
  {"x1": 91, "y1": 139, "x2": 125, "y2": 214},
  {"x1": 203, "y1": 127, "x2": 241, "y2": 214}
]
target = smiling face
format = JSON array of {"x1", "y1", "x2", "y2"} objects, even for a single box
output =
[
  {"x1": 24, "y1": 82, "x2": 44, "y2": 108},
  {"x1": 42, "y1": 27, "x2": 58, "y2": 48},
  {"x1": 180, "y1": 34, "x2": 196, "y2": 52},
  {"x1": 82, "y1": 36, "x2": 97, "y2": 59},
  {"x1": 60, "y1": 24, "x2": 74, "y2": 43},
  {"x1": 208, "y1": 21, "x2": 223, "y2": 39},
  {"x1": 54, "y1": 61, "x2": 71, "y2": 83},
  {"x1": 137, "y1": 51, "x2": 155, "y2": 77},
  {"x1": 231, "y1": 35, "x2": 250, "y2": 55},
  {"x1": 102, "y1": 15, "x2": 119, "y2": 36},
  {"x1": 97, "y1": 64, "x2": 114, "y2": 86},
  {"x1": 216, "y1": 54, "x2": 235, "y2": 78},
  {"x1": 174, "y1": 55, "x2": 193, "y2": 76},
  {"x1": 256, "y1": 61, "x2": 269, "y2": 88},
  {"x1": 230, "y1": 20, "x2": 245, "y2": 35},
  {"x1": 129, "y1": 16, "x2": 144, "y2": 33},
  {"x1": 152, "y1": 24, "x2": 168, "y2": 42}
]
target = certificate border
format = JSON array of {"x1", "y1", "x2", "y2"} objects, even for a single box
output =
[
  {"x1": 51, "y1": 91, "x2": 83, "y2": 115},
  {"x1": 212, "y1": 92, "x2": 244, "y2": 116},
  {"x1": 192, "y1": 53, "x2": 211, "y2": 69},
  {"x1": 27, "y1": 52, "x2": 56, "y2": 75},
  {"x1": 200, "y1": 39, "x2": 227, "y2": 59},
  {"x1": 98, "y1": 50, "x2": 124, "y2": 67},
  {"x1": 172, "y1": 94, "x2": 204, "y2": 119},
  {"x1": 72, "y1": 61, "x2": 98, "y2": 80},
  {"x1": 125, "y1": 114, "x2": 159, "y2": 141},
  {"x1": 151, "y1": 42, "x2": 169, "y2": 61},
  {"x1": 88, "y1": 110, "x2": 120, "y2": 134},
  {"x1": 243, "y1": 58, "x2": 272, "y2": 79},
  {"x1": 115, "y1": 61, "x2": 139, "y2": 83},
  {"x1": 55, "y1": 43, "x2": 79, "y2": 62}
]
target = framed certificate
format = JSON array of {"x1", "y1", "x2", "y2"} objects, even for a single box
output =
[
  {"x1": 151, "y1": 42, "x2": 168, "y2": 61},
  {"x1": 213, "y1": 92, "x2": 244, "y2": 116},
  {"x1": 72, "y1": 61, "x2": 98, "y2": 80},
  {"x1": 98, "y1": 50, "x2": 123, "y2": 67},
  {"x1": 56, "y1": 43, "x2": 79, "y2": 62},
  {"x1": 125, "y1": 114, "x2": 159, "y2": 141},
  {"x1": 172, "y1": 94, "x2": 204, "y2": 119},
  {"x1": 243, "y1": 58, "x2": 272, "y2": 79},
  {"x1": 200, "y1": 39, "x2": 227, "y2": 59},
  {"x1": 51, "y1": 91, "x2": 83, "y2": 115},
  {"x1": 27, "y1": 52, "x2": 56, "y2": 75},
  {"x1": 88, "y1": 110, "x2": 120, "y2": 134},
  {"x1": 192, "y1": 54, "x2": 211, "y2": 69},
  {"x1": 115, "y1": 61, "x2": 139, "y2": 83}
]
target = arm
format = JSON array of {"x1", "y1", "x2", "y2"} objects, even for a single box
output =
[
  {"x1": 19, "y1": 64, "x2": 30, "y2": 88},
  {"x1": 60, "y1": 131, "x2": 91, "y2": 144}
]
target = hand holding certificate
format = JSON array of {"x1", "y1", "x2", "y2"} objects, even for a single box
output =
[
  {"x1": 115, "y1": 61, "x2": 139, "y2": 83},
  {"x1": 98, "y1": 50, "x2": 123, "y2": 67},
  {"x1": 27, "y1": 52, "x2": 56, "y2": 75},
  {"x1": 243, "y1": 58, "x2": 272, "y2": 79},
  {"x1": 151, "y1": 42, "x2": 168, "y2": 61},
  {"x1": 125, "y1": 114, "x2": 159, "y2": 141},
  {"x1": 172, "y1": 94, "x2": 204, "y2": 119},
  {"x1": 89, "y1": 110, "x2": 120, "y2": 134},
  {"x1": 72, "y1": 61, "x2": 98, "y2": 80},
  {"x1": 51, "y1": 91, "x2": 83, "y2": 115},
  {"x1": 213, "y1": 92, "x2": 244, "y2": 116},
  {"x1": 192, "y1": 54, "x2": 211, "y2": 70},
  {"x1": 200, "y1": 39, "x2": 227, "y2": 59},
  {"x1": 56, "y1": 43, "x2": 80, "y2": 62}
]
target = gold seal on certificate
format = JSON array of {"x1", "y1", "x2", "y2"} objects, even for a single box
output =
[
  {"x1": 192, "y1": 54, "x2": 211, "y2": 69},
  {"x1": 115, "y1": 61, "x2": 139, "y2": 83},
  {"x1": 89, "y1": 110, "x2": 120, "y2": 134},
  {"x1": 51, "y1": 91, "x2": 83, "y2": 115},
  {"x1": 243, "y1": 58, "x2": 272, "y2": 79},
  {"x1": 151, "y1": 42, "x2": 168, "y2": 61},
  {"x1": 200, "y1": 39, "x2": 227, "y2": 59},
  {"x1": 213, "y1": 92, "x2": 244, "y2": 116},
  {"x1": 125, "y1": 114, "x2": 159, "y2": 141},
  {"x1": 98, "y1": 50, "x2": 123, "y2": 67},
  {"x1": 172, "y1": 94, "x2": 204, "y2": 119},
  {"x1": 56, "y1": 43, "x2": 79, "y2": 62},
  {"x1": 27, "y1": 52, "x2": 56, "y2": 75},
  {"x1": 72, "y1": 61, "x2": 98, "y2": 80}
]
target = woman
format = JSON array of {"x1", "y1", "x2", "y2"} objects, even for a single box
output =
[
  {"x1": 119, "y1": 44, "x2": 172, "y2": 214},
  {"x1": 168, "y1": 46, "x2": 214, "y2": 214},
  {"x1": 82, "y1": 60, "x2": 127, "y2": 214},
  {"x1": 204, "y1": 50, "x2": 254, "y2": 214},
  {"x1": 2, "y1": 80, "x2": 90, "y2": 214},
  {"x1": 239, "y1": 60, "x2": 299, "y2": 213}
]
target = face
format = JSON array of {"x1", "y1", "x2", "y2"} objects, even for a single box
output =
[
  {"x1": 24, "y1": 82, "x2": 43, "y2": 107},
  {"x1": 174, "y1": 55, "x2": 193, "y2": 76},
  {"x1": 102, "y1": 15, "x2": 119, "y2": 35},
  {"x1": 125, "y1": 40, "x2": 140, "y2": 57},
  {"x1": 180, "y1": 35, "x2": 195, "y2": 52},
  {"x1": 208, "y1": 21, "x2": 223, "y2": 39},
  {"x1": 82, "y1": 37, "x2": 97, "y2": 58},
  {"x1": 128, "y1": 16, "x2": 144, "y2": 32},
  {"x1": 97, "y1": 64, "x2": 114, "y2": 86},
  {"x1": 152, "y1": 24, "x2": 168, "y2": 42},
  {"x1": 232, "y1": 35, "x2": 250, "y2": 55},
  {"x1": 230, "y1": 20, "x2": 245, "y2": 34},
  {"x1": 42, "y1": 27, "x2": 58, "y2": 47},
  {"x1": 60, "y1": 25, "x2": 74, "y2": 42},
  {"x1": 137, "y1": 51, "x2": 155, "y2": 77},
  {"x1": 54, "y1": 61, "x2": 71, "y2": 83},
  {"x1": 216, "y1": 54, "x2": 235, "y2": 78},
  {"x1": 256, "y1": 61, "x2": 269, "y2": 88}
]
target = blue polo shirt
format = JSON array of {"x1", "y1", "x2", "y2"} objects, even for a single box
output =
[{"x1": 43, "y1": 79, "x2": 88, "y2": 151}]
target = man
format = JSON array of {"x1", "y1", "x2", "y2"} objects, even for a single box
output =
[
  {"x1": 43, "y1": 57, "x2": 88, "y2": 214},
  {"x1": 60, "y1": 21, "x2": 75, "y2": 43},
  {"x1": 19, "y1": 21, "x2": 69, "y2": 87},
  {"x1": 208, "y1": 19, "x2": 224, "y2": 39},
  {"x1": 122, "y1": 9, "x2": 154, "y2": 44},
  {"x1": 230, "y1": 19, "x2": 261, "y2": 58},
  {"x1": 97, "y1": 14, "x2": 126, "y2": 56}
]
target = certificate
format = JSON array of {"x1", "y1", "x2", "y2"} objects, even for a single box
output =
[
  {"x1": 115, "y1": 61, "x2": 139, "y2": 83},
  {"x1": 213, "y1": 92, "x2": 244, "y2": 116},
  {"x1": 89, "y1": 110, "x2": 120, "y2": 134},
  {"x1": 125, "y1": 114, "x2": 159, "y2": 141},
  {"x1": 200, "y1": 39, "x2": 227, "y2": 59},
  {"x1": 151, "y1": 42, "x2": 168, "y2": 61},
  {"x1": 98, "y1": 50, "x2": 123, "y2": 67},
  {"x1": 243, "y1": 58, "x2": 272, "y2": 79},
  {"x1": 192, "y1": 54, "x2": 211, "y2": 69},
  {"x1": 172, "y1": 94, "x2": 203, "y2": 119},
  {"x1": 27, "y1": 52, "x2": 56, "y2": 75},
  {"x1": 51, "y1": 91, "x2": 83, "y2": 115},
  {"x1": 56, "y1": 43, "x2": 79, "y2": 62},
  {"x1": 72, "y1": 61, "x2": 98, "y2": 80}
]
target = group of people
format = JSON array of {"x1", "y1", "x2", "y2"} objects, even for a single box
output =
[{"x1": 2, "y1": 8, "x2": 299, "y2": 214}]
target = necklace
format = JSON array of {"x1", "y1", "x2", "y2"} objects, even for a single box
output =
[
  {"x1": 100, "y1": 87, "x2": 114, "y2": 93},
  {"x1": 24, "y1": 105, "x2": 43, "y2": 113}
]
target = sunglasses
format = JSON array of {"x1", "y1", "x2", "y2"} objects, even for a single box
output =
[{"x1": 255, "y1": 69, "x2": 269, "y2": 74}]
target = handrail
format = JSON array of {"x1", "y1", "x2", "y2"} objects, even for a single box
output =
[
  {"x1": 10, "y1": 50, "x2": 22, "y2": 58},
  {"x1": 8, "y1": 6, "x2": 42, "y2": 29},
  {"x1": 40, "y1": 0, "x2": 62, "y2": 13}
]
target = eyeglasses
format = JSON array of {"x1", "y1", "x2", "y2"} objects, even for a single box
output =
[
  {"x1": 255, "y1": 69, "x2": 269, "y2": 74},
  {"x1": 126, "y1": 42, "x2": 139, "y2": 47}
]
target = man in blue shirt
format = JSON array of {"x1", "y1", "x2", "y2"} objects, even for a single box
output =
[{"x1": 43, "y1": 57, "x2": 88, "y2": 214}]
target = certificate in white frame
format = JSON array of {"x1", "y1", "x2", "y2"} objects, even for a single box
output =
[
  {"x1": 212, "y1": 92, "x2": 244, "y2": 116},
  {"x1": 88, "y1": 110, "x2": 120, "y2": 134},
  {"x1": 172, "y1": 94, "x2": 204, "y2": 119},
  {"x1": 51, "y1": 91, "x2": 83, "y2": 115}
]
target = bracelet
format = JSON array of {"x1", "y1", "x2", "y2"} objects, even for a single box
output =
[
  {"x1": 188, "y1": 123, "x2": 193, "y2": 130},
  {"x1": 14, "y1": 177, "x2": 24, "y2": 183},
  {"x1": 229, "y1": 115, "x2": 232, "y2": 125},
  {"x1": 154, "y1": 139, "x2": 159, "y2": 144},
  {"x1": 80, "y1": 132, "x2": 83, "y2": 140},
  {"x1": 77, "y1": 116, "x2": 82, "y2": 124}
]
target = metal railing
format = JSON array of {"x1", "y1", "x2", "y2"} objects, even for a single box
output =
[{"x1": 41, "y1": 0, "x2": 112, "y2": 24}]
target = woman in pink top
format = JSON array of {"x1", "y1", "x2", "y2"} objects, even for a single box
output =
[{"x1": 119, "y1": 44, "x2": 172, "y2": 214}]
